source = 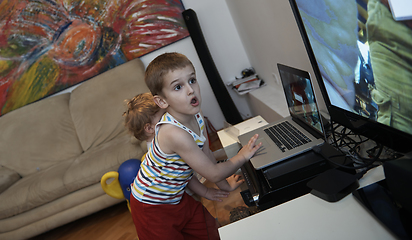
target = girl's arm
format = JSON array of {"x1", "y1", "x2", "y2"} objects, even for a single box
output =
[{"x1": 187, "y1": 177, "x2": 229, "y2": 201}]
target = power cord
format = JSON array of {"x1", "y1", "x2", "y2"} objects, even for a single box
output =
[
  {"x1": 312, "y1": 145, "x2": 378, "y2": 170},
  {"x1": 326, "y1": 120, "x2": 401, "y2": 159}
]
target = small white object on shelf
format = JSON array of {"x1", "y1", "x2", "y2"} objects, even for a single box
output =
[{"x1": 228, "y1": 74, "x2": 265, "y2": 95}]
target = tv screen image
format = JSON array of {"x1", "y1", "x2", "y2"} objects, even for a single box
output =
[{"x1": 289, "y1": 0, "x2": 412, "y2": 153}]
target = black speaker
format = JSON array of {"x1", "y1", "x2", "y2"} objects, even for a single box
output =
[
  {"x1": 383, "y1": 157, "x2": 412, "y2": 214},
  {"x1": 182, "y1": 9, "x2": 243, "y2": 125}
]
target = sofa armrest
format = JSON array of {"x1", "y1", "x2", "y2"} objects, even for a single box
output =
[{"x1": 0, "y1": 166, "x2": 21, "y2": 194}]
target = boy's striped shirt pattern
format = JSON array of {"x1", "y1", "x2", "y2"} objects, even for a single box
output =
[{"x1": 131, "y1": 112, "x2": 205, "y2": 205}]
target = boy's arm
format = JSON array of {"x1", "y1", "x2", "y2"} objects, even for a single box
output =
[
  {"x1": 157, "y1": 123, "x2": 261, "y2": 183},
  {"x1": 187, "y1": 176, "x2": 229, "y2": 202},
  {"x1": 202, "y1": 130, "x2": 245, "y2": 192}
]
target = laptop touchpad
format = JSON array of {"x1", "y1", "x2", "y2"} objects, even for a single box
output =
[{"x1": 256, "y1": 138, "x2": 271, "y2": 150}]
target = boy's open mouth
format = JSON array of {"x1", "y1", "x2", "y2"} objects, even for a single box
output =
[{"x1": 191, "y1": 97, "x2": 199, "y2": 106}]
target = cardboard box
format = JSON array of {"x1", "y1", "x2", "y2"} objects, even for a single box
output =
[{"x1": 217, "y1": 116, "x2": 268, "y2": 159}]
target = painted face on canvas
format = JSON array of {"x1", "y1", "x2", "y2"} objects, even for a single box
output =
[{"x1": 157, "y1": 65, "x2": 201, "y2": 118}]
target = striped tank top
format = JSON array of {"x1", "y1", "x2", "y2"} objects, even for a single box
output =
[{"x1": 131, "y1": 112, "x2": 206, "y2": 205}]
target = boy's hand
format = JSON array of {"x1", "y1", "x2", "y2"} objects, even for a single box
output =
[
  {"x1": 237, "y1": 134, "x2": 262, "y2": 162},
  {"x1": 204, "y1": 188, "x2": 229, "y2": 202},
  {"x1": 225, "y1": 174, "x2": 245, "y2": 192}
]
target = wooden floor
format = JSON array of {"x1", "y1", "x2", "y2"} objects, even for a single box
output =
[
  {"x1": 30, "y1": 130, "x2": 254, "y2": 240},
  {"x1": 29, "y1": 203, "x2": 138, "y2": 240}
]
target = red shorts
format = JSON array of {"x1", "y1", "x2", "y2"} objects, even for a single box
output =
[{"x1": 130, "y1": 192, "x2": 220, "y2": 240}]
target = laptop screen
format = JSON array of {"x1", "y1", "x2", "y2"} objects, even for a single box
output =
[{"x1": 278, "y1": 64, "x2": 324, "y2": 135}]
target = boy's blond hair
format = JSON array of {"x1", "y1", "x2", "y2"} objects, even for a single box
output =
[
  {"x1": 123, "y1": 92, "x2": 161, "y2": 141},
  {"x1": 145, "y1": 52, "x2": 194, "y2": 96}
]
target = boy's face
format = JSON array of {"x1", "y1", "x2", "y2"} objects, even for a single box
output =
[{"x1": 155, "y1": 65, "x2": 201, "y2": 117}]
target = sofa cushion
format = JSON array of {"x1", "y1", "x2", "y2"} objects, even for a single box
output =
[
  {"x1": 0, "y1": 166, "x2": 21, "y2": 194},
  {"x1": 0, "y1": 133, "x2": 143, "y2": 219},
  {"x1": 0, "y1": 93, "x2": 83, "y2": 177},
  {"x1": 0, "y1": 160, "x2": 74, "y2": 219},
  {"x1": 63, "y1": 133, "x2": 144, "y2": 192},
  {"x1": 70, "y1": 58, "x2": 149, "y2": 151}
]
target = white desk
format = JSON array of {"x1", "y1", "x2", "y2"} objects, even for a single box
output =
[{"x1": 219, "y1": 166, "x2": 397, "y2": 239}]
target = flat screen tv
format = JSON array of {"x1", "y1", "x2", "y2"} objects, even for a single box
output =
[{"x1": 289, "y1": 0, "x2": 412, "y2": 154}]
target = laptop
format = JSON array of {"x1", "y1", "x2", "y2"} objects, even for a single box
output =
[{"x1": 238, "y1": 63, "x2": 325, "y2": 170}]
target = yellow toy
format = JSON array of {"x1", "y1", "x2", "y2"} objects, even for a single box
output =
[{"x1": 101, "y1": 158, "x2": 142, "y2": 211}]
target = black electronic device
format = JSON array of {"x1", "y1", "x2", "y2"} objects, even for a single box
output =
[
  {"x1": 383, "y1": 157, "x2": 412, "y2": 214},
  {"x1": 351, "y1": 157, "x2": 412, "y2": 239},
  {"x1": 288, "y1": 0, "x2": 412, "y2": 154},
  {"x1": 240, "y1": 142, "x2": 349, "y2": 210},
  {"x1": 307, "y1": 168, "x2": 359, "y2": 202},
  {"x1": 353, "y1": 179, "x2": 412, "y2": 239},
  {"x1": 305, "y1": 144, "x2": 361, "y2": 202}
]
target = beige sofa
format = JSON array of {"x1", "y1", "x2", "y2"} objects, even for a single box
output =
[{"x1": 0, "y1": 58, "x2": 148, "y2": 239}]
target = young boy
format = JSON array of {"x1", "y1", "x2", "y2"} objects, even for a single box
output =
[
  {"x1": 130, "y1": 52, "x2": 261, "y2": 239},
  {"x1": 124, "y1": 92, "x2": 229, "y2": 200}
]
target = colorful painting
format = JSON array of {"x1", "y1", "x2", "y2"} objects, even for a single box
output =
[{"x1": 0, "y1": 0, "x2": 189, "y2": 116}]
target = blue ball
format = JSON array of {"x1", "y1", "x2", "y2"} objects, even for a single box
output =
[{"x1": 118, "y1": 159, "x2": 141, "y2": 201}]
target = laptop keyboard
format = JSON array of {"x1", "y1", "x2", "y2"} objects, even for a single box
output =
[{"x1": 264, "y1": 121, "x2": 311, "y2": 152}]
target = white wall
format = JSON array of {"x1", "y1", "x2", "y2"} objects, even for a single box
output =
[
  {"x1": 174, "y1": 0, "x2": 328, "y2": 126},
  {"x1": 225, "y1": 0, "x2": 327, "y2": 116},
  {"x1": 181, "y1": 0, "x2": 328, "y2": 123},
  {"x1": 180, "y1": 0, "x2": 255, "y2": 120}
]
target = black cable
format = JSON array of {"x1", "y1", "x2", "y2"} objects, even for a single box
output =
[
  {"x1": 317, "y1": 119, "x2": 389, "y2": 172},
  {"x1": 320, "y1": 119, "x2": 404, "y2": 184},
  {"x1": 312, "y1": 145, "x2": 378, "y2": 170},
  {"x1": 330, "y1": 121, "x2": 400, "y2": 162}
]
